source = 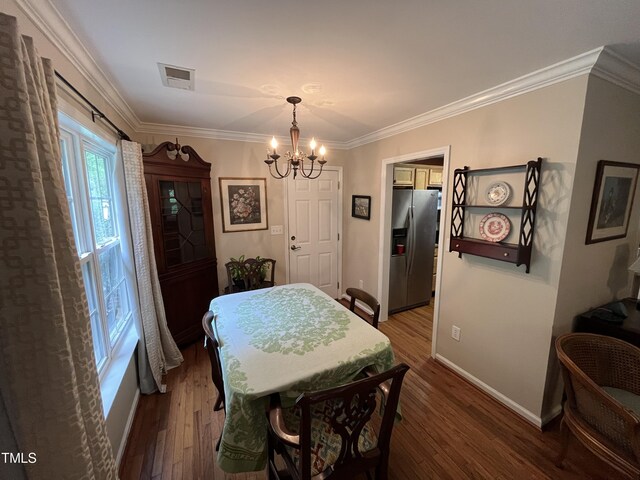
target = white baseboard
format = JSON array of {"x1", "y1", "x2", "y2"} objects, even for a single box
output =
[
  {"x1": 434, "y1": 354, "x2": 543, "y2": 428},
  {"x1": 115, "y1": 387, "x2": 140, "y2": 467},
  {"x1": 340, "y1": 293, "x2": 375, "y2": 316}
]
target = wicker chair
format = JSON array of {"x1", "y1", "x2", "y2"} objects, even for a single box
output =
[{"x1": 555, "y1": 333, "x2": 640, "y2": 479}]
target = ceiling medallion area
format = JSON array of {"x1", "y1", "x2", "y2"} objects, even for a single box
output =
[{"x1": 265, "y1": 96, "x2": 327, "y2": 180}]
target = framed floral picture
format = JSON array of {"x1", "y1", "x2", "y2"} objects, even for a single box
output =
[
  {"x1": 586, "y1": 160, "x2": 640, "y2": 244},
  {"x1": 219, "y1": 177, "x2": 268, "y2": 232}
]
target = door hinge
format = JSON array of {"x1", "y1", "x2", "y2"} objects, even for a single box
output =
[
  {"x1": 338, "y1": 233, "x2": 340, "y2": 241},
  {"x1": 338, "y1": 181, "x2": 340, "y2": 189},
  {"x1": 337, "y1": 282, "x2": 340, "y2": 289}
]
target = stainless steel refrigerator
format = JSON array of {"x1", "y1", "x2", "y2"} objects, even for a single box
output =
[{"x1": 388, "y1": 188, "x2": 438, "y2": 314}]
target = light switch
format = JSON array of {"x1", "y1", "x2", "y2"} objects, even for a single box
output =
[{"x1": 270, "y1": 225, "x2": 283, "y2": 235}]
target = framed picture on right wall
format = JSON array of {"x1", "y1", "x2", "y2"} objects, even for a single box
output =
[{"x1": 586, "y1": 160, "x2": 640, "y2": 244}]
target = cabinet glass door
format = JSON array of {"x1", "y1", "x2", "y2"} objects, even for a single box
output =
[{"x1": 159, "y1": 180, "x2": 208, "y2": 267}]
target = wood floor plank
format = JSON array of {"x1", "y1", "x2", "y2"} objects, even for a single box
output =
[{"x1": 120, "y1": 301, "x2": 616, "y2": 479}]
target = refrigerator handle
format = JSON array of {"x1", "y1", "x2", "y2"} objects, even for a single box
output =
[{"x1": 408, "y1": 205, "x2": 416, "y2": 275}]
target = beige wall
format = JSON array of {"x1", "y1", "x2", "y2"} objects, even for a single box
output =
[
  {"x1": 542, "y1": 76, "x2": 640, "y2": 417},
  {"x1": 132, "y1": 132, "x2": 349, "y2": 293},
  {"x1": 343, "y1": 76, "x2": 590, "y2": 419}
]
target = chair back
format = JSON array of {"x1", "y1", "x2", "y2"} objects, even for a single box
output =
[
  {"x1": 556, "y1": 333, "x2": 640, "y2": 463},
  {"x1": 202, "y1": 311, "x2": 225, "y2": 411},
  {"x1": 245, "y1": 257, "x2": 276, "y2": 289},
  {"x1": 225, "y1": 257, "x2": 276, "y2": 293},
  {"x1": 346, "y1": 287, "x2": 381, "y2": 329},
  {"x1": 295, "y1": 363, "x2": 409, "y2": 479}
]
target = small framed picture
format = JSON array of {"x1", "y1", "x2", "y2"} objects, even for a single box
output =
[
  {"x1": 352, "y1": 195, "x2": 371, "y2": 220},
  {"x1": 219, "y1": 177, "x2": 268, "y2": 232},
  {"x1": 586, "y1": 160, "x2": 640, "y2": 244}
]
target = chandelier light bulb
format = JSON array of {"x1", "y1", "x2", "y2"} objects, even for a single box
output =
[
  {"x1": 319, "y1": 145, "x2": 326, "y2": 156},
  {"x1": 309, "y1": 137, "x2": 317, "y2": 151},
  {"x1": 270, "y1": 136, "x2": 278, "y2": 151}
]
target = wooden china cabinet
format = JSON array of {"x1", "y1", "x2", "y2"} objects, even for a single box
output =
[{"x1": 143, "y1": 141, "x2": 219, "y2": 347}]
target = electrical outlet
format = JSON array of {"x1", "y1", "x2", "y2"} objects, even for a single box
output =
[
  {"x1": 451, "y1": 325, "x2": 461, "y2": 342},
  {"x1": 270, "y1": 225, "x2": 283, "y2": 235},
  {"x1": 359, "y1": 280, "x2": 364, "y2": 289}
]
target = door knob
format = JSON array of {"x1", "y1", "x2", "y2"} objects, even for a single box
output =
[{"x1": 290, "y1": 245, "x2": 301, "y2": 251}]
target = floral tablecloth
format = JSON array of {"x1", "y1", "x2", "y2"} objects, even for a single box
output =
[{"x1": 208, "y1": 283, "x2": 395, "y2": 473}]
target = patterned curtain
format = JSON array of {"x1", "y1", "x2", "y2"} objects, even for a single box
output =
[
  {"x1": 121, "y1": 141, "x2": 183, "y2": 394},
  {"x1": 0, "y1": 13, "x2": 117, "y2": 480}
]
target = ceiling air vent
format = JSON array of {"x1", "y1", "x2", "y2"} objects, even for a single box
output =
[{"x1": 158, "y1": 63, "x2": 195, "y2": 90}]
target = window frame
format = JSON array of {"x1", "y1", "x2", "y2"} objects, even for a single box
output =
[{"x1": 59, "y1": 113, "x2": 134, "y2": 378}]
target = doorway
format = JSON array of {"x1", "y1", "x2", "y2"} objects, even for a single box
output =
[
  {"x1": 377, "y1": 147, "x2": 450, "y2": 357},
  {"x1": 285, "y1": 167, "x2": 343, "y2": 298}
]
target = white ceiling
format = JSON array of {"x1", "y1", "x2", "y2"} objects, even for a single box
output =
[{"x1": 50, "y1": 0, "x2": 640, "y2": 144}]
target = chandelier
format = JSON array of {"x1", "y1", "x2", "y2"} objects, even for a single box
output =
[{"x1": 264, "y1": 96, "x2": 327, "y2": 179}]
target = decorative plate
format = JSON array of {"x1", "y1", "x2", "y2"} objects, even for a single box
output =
[
  {"x1": 479, "y1": 213, "x2": 511, "y2": 242},
  {"x1": 485, "y1": 181, "x2": 511, "y2": 206}
]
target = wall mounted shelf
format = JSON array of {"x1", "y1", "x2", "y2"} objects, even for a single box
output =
[{"x1": 449, "y1": 158, "x2": 542, "y2": 273}]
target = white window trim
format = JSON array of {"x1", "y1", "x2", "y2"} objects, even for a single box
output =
[{"x1": 58, "y1": 108, "x2": 140, "y2": 413}]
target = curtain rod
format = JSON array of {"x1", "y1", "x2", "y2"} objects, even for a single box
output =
[{"x1": 54, "y1": 70, "x2": 131, "y2": 141}]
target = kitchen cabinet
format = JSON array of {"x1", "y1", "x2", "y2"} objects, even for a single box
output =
[
  {"x1": 428, "y1": 167, "x2": 443, "y2": 187},
  {"x1": 414, "y1": 168, "x2": 429, "y2": 189},
  {"x1": 393, "y1": 166, "x2": 415, "y2": 186}
]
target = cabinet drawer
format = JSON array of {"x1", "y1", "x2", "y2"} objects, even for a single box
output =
[{"x1": 450, "y1": 237, "x2": 519, "y2": 264}]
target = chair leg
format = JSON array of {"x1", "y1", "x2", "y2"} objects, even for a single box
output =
[
  {"x1": 376, "y1": 456, "x2": 389, "y2": 480},
  {"x1": 215, "y1": 433, "x2": 222, "y2": 452},
  {"x1": 214, "y1": 395, "x2": 224, "y2": 412},
  {"x1": 555, "y1": 416, "x2": 570, "y2": 468},
  {"x1": 267, "y1": 434, "x2": 279, "y2": 480}
]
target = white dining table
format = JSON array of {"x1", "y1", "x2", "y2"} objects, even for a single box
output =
[{"x1": 208, "y1": 282, "x2": 395, "y2": 473}]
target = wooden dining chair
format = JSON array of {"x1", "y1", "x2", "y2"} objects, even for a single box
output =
[
  {"x1": 267, "y1": 363, "x2": 409, "y2": 480},
  {"x1": 346, "y1": 287, "x2": 381, "y2": 329},
  {"x1": 245, "y1": 257, "x2": 276, "y2": 290},
  {"x1": 202, "y1": 311, "x2": 225, "y2": 449},
  {"x1": 225, "y1": 257, "x2": 276, "y2": 293}
]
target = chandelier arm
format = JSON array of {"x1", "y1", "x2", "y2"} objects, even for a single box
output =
[
  {"x1": 267, "y1": 165, "x2": 284, "y2": 179},
  {"x1": 304, "y1": 163, "x2": 325, "y2": 180},
  {"x1": 273, "y1": 159, "x2": 291, "y2": 178},
  {"x1": 299, "y1": 159, "x2": 315, "y2": 178}
]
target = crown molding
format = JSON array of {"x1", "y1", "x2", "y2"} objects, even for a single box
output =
[
  {"x1": 345, "y1": 47, "x2": 606, "y2": 149},
  {"x1": 591, "y1": 46, "x2": 640, "y2": 95},
  {"x1": 113, "y1": 46, "x2": 640, "y2": 150},
  {"x1": 15, "y1": 0, "x2": 140, "y2": 131},
  {"x1": 136, "y1": 122, "x2": 350, "y2": 150}
]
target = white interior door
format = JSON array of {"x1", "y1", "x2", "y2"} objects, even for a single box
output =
[{"x1": 287, "y1": 170, "x2": 340, "y2": 298}]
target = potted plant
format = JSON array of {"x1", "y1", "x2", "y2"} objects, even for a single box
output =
[{"x1": 229, "y1": 255, "x2": 248, "y2": 289}]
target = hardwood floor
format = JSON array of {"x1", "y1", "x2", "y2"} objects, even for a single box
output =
[{"x1": 119, "y1": 301, "x2": 614, "y2": 479}]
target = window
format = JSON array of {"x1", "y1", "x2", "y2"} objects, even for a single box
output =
[{"x1": 59, "y1": 114, "x2": 132, "y2": 373}]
